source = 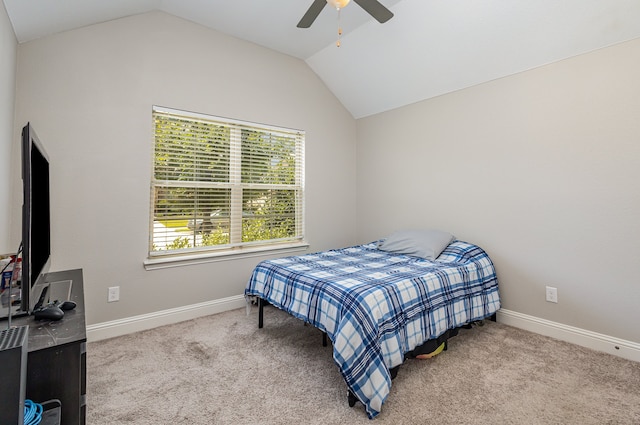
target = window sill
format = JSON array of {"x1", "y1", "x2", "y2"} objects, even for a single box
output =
[{"x1": 143, "y1": 241, "x2": 310, "y2": 270}]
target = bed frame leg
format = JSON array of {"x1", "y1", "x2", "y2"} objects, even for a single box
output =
[
  {"x1": 258, "y1": 298, "x2": 264, "y2": 329},
  {"x1": 348, "y1": 390, "x2": 358, "y2": 407},
  {"x1": 389, "y1": 365, "x2": 400, "y2": 380},
  {"x1": 322, "y1": 332, "x2": 327, "y2": 347}
]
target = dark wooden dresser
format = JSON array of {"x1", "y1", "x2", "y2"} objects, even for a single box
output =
[{"x1": 12, "y1": 269, "x2": 86, "y2": 425}]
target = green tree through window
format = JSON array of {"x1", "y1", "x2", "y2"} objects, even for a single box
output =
[{"x1": 149, "y1": 106, "x2": 305, "y2": 256}]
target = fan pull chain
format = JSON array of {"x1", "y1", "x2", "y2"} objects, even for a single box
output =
[{"x1": 336, "y1": 8, "x2": 342, "y2": 47}]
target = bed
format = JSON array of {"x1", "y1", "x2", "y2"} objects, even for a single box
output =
[{"x1": 244, "y1": 235, "x2": 500, "y2": 419}]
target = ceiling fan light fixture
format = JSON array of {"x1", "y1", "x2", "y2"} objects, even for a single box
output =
[{"x1": 326, "y1": 0, "x2": 351, "y2": 10}]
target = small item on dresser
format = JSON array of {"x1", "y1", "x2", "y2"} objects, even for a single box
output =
[
  {"x1": 0, "y1": 257, "x2": 12, "y2": 290},
  {"x1": 33, "y1": 304, "x2": 64, "y2": 321},
  {"x1": 57, "y1": 300, "x2": 76, "y2": 311}
]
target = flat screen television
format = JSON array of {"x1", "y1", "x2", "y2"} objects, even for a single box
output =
[
  {"x1": 20, "y1": 122, "x2": 51, "y2": 315},
  {"x1": 0, "y1": 123, "x2": 51, "y2": 320}
]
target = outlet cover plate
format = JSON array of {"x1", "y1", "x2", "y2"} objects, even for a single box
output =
[
  {"x1": 108, "y1": 286, "x2": 120, "y2": 302},
  {"x1": 545, "y1": 286, "x2": 558, "y2": 303}
]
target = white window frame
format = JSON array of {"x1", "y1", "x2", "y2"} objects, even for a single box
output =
[{"x1": 144, "y1": 106, "x2": 307, "y2": 270}]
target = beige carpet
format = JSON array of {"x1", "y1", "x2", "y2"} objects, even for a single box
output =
[{"x1": 87, "y1": 305, "x2": 640, "y2": 424}]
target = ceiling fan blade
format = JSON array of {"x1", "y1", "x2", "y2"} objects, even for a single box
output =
[
  {"x1": 297, "y1": 0, "x2": 327, "y2": 28},
  {"x1": 353, "y1": 0, "x2": 394, "y2": 23}
]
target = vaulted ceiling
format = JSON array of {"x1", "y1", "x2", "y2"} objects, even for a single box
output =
[{"x1": 4, "y1": 0, "x2": 640, "y2": 118}]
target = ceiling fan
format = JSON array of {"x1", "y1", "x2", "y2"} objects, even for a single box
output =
[{"x1": 297, "y1": 0, "x2": 394, "y2": 28}]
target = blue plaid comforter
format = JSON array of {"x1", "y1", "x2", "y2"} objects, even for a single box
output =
[{"x1": 245, "y1": 240, "x2": 500, "y2": 419}]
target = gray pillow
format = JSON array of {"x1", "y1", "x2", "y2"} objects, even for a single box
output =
[{"x1": 377, "y1": 229, "x2": 455, "y2": 260}]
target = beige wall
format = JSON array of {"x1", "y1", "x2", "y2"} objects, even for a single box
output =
[
  {"x1": 356, "y1": 38, "x2": 640, "y2": 343},
  {"x1": 10, "y1": 9, "x2": 640, "y2": 345},
  {"x1": 12, "y1": 12, "x2": 357, "y2": 325},
  {"x1": 0, "y1": 2, "x2": 16, "y2": 254}
]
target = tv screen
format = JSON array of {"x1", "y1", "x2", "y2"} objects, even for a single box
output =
[{"x1": 20, "y1": 123, "x2": 51, "y2": 314}]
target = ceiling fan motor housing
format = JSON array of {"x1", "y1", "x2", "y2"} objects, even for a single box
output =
[{"x1": 327, "y1": 0, "x2": 351, "y2": 9}]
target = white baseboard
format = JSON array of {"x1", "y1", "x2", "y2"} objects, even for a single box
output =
[
  {"x1": 497, "y1": 309, "x2": 640, "y2": 363},
  {"x1": 87, "y1": 301, "x2": 640, "y2": 364},
  {"x1": 86, "y1": 294, "x2": 247, "y2": 342}
]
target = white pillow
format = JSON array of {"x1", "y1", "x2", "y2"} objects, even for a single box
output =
[{"x1": 377, "y1": 229, "x2": 455, "y2": 260}]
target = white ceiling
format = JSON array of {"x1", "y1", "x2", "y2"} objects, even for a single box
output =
[{"x1": 4, "y1": 0, "x2": 640, "y2": 118}]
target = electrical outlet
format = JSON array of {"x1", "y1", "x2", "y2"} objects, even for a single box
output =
[
  {"x1": 108, "y1": 286, "x2": 120, "y2": 302},
  {"x1": 545, "y1": 286, "x2": 558, "y2": 303}
]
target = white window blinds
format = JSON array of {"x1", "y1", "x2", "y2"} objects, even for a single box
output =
[{"x1": 149, "y1": 106, "x2": 305, "y2": 256}]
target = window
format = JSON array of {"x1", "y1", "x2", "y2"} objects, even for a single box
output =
[{"x1": 148, "y1": 106, "x2": 305, "y2": 261}]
